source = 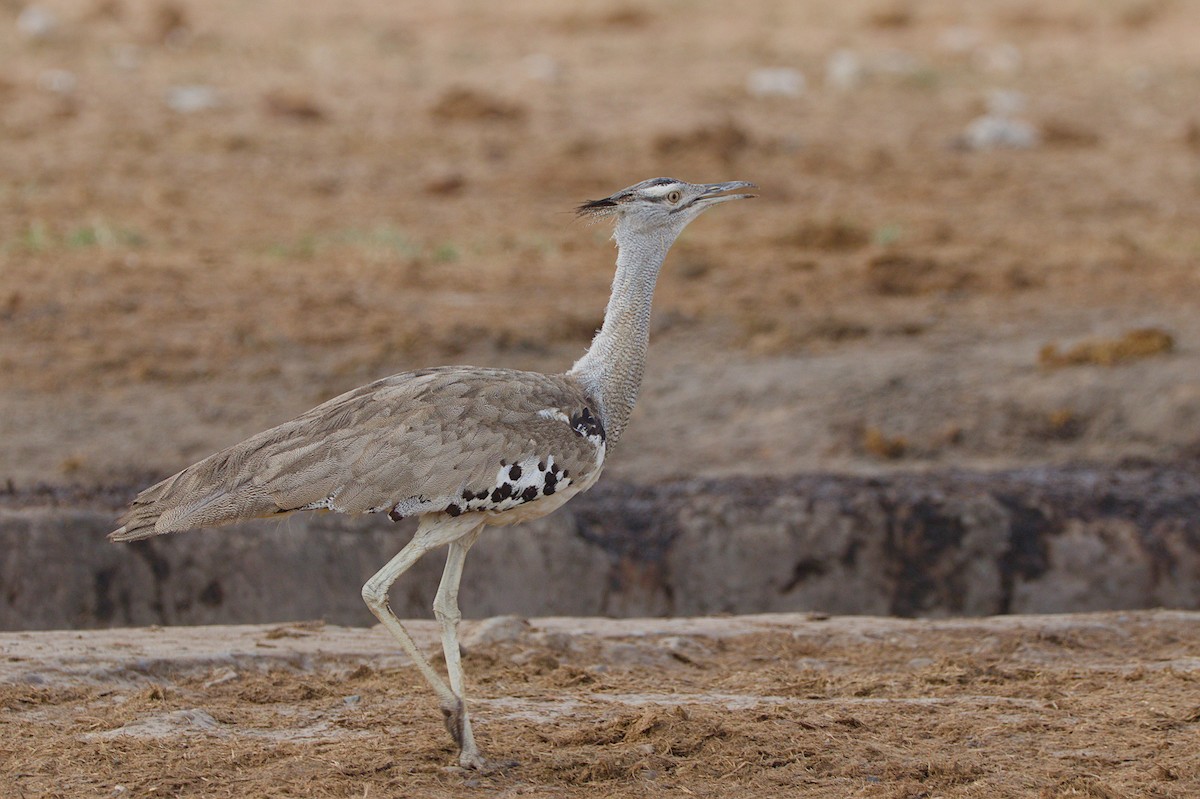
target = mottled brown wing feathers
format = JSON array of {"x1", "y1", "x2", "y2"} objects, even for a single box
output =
[{"x1": 110, "y1": 367, "x2": 602, "y2": 541}]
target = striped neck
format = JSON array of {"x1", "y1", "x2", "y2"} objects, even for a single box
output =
[{"x1": 568, "y1": 223, "x2": 677, "y2": 447}]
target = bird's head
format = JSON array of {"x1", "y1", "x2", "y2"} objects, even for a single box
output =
[{"x1": 576, "y1": 177, "x2": 756, "y2": 240}]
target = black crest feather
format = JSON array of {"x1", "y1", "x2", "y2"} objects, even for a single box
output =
[{"x1": 575, "y1": 197, "x2": 618, "y2": 217}]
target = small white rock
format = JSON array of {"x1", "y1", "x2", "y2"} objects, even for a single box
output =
[
  {"x1": 747, "y1": 67, "x2": 805, "y2": 98},
  {"x1": 461, "y1": 615, "x2": 529, "y2": 648},
  {"x1": 202, "y1": 667, "x2": 239, "y2": 688},
  {"x1": 960, "y1": 115, "x2": 1040, "y2": 150},
  {"x1": 522, "y1": 53, "x2": 561, "y2": 83},
  {"x1": 660, "y1": 635, "x2": 713, "y2": 664},
  {"x1": 38, "y1": 69, "x2": 76, "y2": 94},
  {"x1": 175, "y1": 708, "x2": 220, "y2": 731},
  {"x1": 17, "y1": 5, "x2": 58, "y2": 40},
  {"x1": 165, "y1": 84, "x2": 220, "y2": 114},
  {"x1": 825, "y1": 49, "x2": 863, "y2": 91}
]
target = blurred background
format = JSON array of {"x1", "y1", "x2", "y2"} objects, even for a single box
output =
[{"x1": 1, "y1": 0, "x2": 1199, "y2": 627}]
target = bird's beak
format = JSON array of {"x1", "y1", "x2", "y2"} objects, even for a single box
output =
[{"x1": 694, "y1": 181, "x2": 758, "y2": 207}]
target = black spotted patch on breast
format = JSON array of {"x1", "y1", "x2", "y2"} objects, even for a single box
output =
[
  {"x1": 448, "y1": 454, "x2": 574, "y2": 517},
  {"x1": 570, "y1": 407, "x2": 606, "y2": 443}
]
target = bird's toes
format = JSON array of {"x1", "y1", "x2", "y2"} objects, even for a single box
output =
[
  {"x1": 459, "y1": 750, "x2": 488, "y2": 771},
  {"x1": 455, "y1": 751, "x2": 517, "y2": 774}
]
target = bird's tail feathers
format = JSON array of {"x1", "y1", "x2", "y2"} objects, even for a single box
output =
[
  {"x1": 108, "y1": 465, "x2": 276, "y2": 542},
  {"x1": 108, "y1": 506, "x2": 166, "y2": 542}
]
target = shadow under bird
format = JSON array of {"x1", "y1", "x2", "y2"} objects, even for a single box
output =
[{"x1": 110, "y1": 177, "x2": 757, "y2": 769}]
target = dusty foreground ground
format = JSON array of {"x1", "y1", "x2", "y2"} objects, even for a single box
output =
[{"x1": 2, "y1": 612, "x2": 1198, "y2": 798}]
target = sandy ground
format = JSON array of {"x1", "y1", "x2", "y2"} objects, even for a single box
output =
[
  {"x1": 2, "y1": 0, "x2": 1199, "y2": 488},
  {"x1": 2, "y1": 612, "x2": 1199, "y2": 797}
]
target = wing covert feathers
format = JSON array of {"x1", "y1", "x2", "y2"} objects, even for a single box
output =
[{"x1": 109, "y1": 367, "x2": 604, "y2": 541}]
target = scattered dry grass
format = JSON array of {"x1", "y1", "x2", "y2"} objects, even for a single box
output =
[{"x1": 2, "y1": 616, "x2": 1197, "y2": 798}]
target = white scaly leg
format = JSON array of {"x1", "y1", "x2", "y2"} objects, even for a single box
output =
[
  {"x1": 433, "y1": 523, "x2": 485, "y2": 768},
  {"x1": 361, "y1": 515, "x2": 484, "y2": 765}
]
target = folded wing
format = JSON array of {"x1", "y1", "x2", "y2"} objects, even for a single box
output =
[{"x1": 110, "y1": 367, "x2": 604, "y2": 541}]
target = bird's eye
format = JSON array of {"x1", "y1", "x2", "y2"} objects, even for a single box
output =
[{"x1": 666, "y1": 190, "x2": 682, "y2": 203}]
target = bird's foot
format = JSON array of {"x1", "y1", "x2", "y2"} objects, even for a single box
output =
[
  {"x1": 453, "y1": 750, "x2": 517, "y2": 774},
  {"x1": 459, "y1": 749, "x2": 489, "y2": 771},
  {"x1": 442, "y1": 697, "x2": 514, "y2": 772}
]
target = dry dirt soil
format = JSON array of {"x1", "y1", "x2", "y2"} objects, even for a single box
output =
[
  {"x1": 3, "y1": 2, "x2": 1200, "y2": 797},
  {"x1": 3, "y1": 613, "x2": 1199, "y2": 798},
  {"x1": 2, "y1": 0, "x2": 1199, "y2": 488}
]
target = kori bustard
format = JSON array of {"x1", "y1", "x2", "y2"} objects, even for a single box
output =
[{"x1": 111, "y1": 177, "x2": 756, "y2": 769}]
